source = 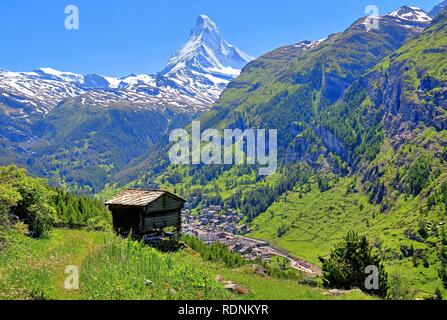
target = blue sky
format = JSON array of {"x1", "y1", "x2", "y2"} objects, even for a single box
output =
[{"x1": 0, "y1": 0, "x2": 441, "y2": 76}]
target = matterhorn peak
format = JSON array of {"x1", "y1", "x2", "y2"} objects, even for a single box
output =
[
  {"x1": 161, "y1": 14, "x2": 254, "y2": 78},
  {"x1": 188, "y1": 14, "x2": 222, "y2": 48},
  {"x1": 194, "y1": 14, "x2": 219, "y2": 33}
]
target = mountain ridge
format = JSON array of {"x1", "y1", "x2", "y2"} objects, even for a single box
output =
[
  {"x1": 0, "y1": 15, "x2": 253, "y2": 192},
  {"x1": 0, "y1": 15, "x2": 253, "y2": 120},
  {"x1": 430, "y1": 0, "x2": 447, "y2": 18},
  {"x1": 107, "y1": 5, "x2": 437, "y2": 188}
]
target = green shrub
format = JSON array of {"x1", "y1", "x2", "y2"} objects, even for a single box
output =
[
  {"x1": 0, "y1": 184, "x2": 22, "y2": 228},
  {"x1": 387, "y1": 272, "x2": 415, "y2": 300},
  {"x1": 263, "y1": 256, "x2": 303, "y2": 280},
  {"x1": 0, "y1": 165, "x2": 111, "y2": 237},
  {"x1": 54, "y1": 189, "x2": 111, "y2": 229},
  {"x1": 0, "y1": 166, "x2": 55, "y2": 237},
  {"x1": 277, "y1": 224, "x2": 289, "y2": 237},
  {"x1": 86, "y1": 216, "x2": 111, "y2": 232},
  {"x1": 319, "y1": 231, "x2": 389, "y2": 298},
  {"x1": 182, "y1": 235, "x2": 247, "y2": 268}
]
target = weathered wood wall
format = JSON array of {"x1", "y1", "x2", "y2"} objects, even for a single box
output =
[
  {"x1": 110, "y1": 193, "x2": 183, "y2": 235},
  {"x1": 142, "y1": 210, "x2": 180, "y2": 232},
  {"x1": 143, "y1": 194, "x2": 183, "y2": 213}
]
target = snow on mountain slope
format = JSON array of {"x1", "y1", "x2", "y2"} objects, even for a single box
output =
[
  {"x1": 0, "y1": 69, "x2": 85, "y2": 116},
  {"x1": 163, "y1": 15, "x2": 253, "y2": 78},
  {"x1": 72, "y1": 81, "x2": 212, "y2": 112},
  {"x1": 159, "y1": 14, "x2": 254, "y2": 102},
  {"x1": 359, "y1": 6, "x2": 432, "y2": 32},
  {"x1": 71, "y1": 14, "x2": 254, "y2": 111},
  {"x1": 385, "y1": 6, "x2": 432, "y2": 28},
  {"x1": 34, "y1": 68, "x2": 85, "y2": 84},
  {"x1": 0, "y1": 14, "x2": 253, "y2": 119}
]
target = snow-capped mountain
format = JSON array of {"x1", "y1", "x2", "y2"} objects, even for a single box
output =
[
  {"x1": 113, "y1": 14, "x2": 255, "y2": 110},
  {"x1": 0, "y1": 68, "x2": 85, "y2": 117},
  {"x1": 0, "y1": 14, "x2": 253, "y2": 121},
  {"x1": 359, "y1": 6, "x2": 432, "y2": 33},
  {"x1": 385, "y1": 6, "x2": 432, "y2": 28},
  {"x1": 161, "y1": 14, "x2": 254, "y2": 82}
]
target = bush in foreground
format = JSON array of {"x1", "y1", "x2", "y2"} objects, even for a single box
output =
[
  {"x1": 0, "y1": 166, "x2": 55, "y2": 237},
  {"x1": 319, "y1": 231, "x2": 388, "y2": 298}
]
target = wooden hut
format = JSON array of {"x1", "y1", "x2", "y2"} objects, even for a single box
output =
[{"x1": 105, "y1": 189, "x2": 186, "y2": 236}]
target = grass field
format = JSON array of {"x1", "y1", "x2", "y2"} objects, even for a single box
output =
[
  {"x1": 0, "y1": 228, "x2": 114, "y2": 300},
  {"x1": 0, "y1": 229, "x2": 371, "y2": 300}
]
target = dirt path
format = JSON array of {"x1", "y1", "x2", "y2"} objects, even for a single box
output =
[{"x1": 50, "y1": 230, "x2": 111, "y2": 299}]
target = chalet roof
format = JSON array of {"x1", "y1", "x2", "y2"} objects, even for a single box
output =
[{"x1": 105, "y1": 189, "x2": 186, "y2": 207}]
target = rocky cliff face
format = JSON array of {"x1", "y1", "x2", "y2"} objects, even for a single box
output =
[
  {"x1": 363, "y1": 14, "x2": 447, "y2": 135},
  {"x1": 304, "y1": 11, "x2": 447, "y2": 210}
]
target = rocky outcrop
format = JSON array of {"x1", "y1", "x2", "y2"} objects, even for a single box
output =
[
  {"x1": 215, "y1": 275, "x2": 250, "y2": 295},
  {"x1": 315, "y1": 127, "x2": 350, "y2": 162}
]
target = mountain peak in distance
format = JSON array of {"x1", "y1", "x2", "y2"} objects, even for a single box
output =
[
  {"x1": 386, "y1": 6, "x2": 432, "y2": 23},
  {"x1": 162, "y1": 14, "x2": 254, "y2": 78},
  {"x1": 194, "y1": 14, "x2": 219, "y2": 34}
]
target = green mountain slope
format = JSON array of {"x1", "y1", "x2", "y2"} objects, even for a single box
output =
[
  {"x1": 199, "y1": 13, "x2": 425, "y2": 157},
  {"x1": 248, "y1": 12, "x2": 447, "y2": 297},
  {"x1": 317, "y1": 12, "x2": 447, "y2": 165},
  {"x1": 120, "y1": 10, "x2": 430, "y2": 193},
  {"x1": 115, "y1": 9, "x2": 432, "y2": 199},
  {"x1": 27, "y1": 100, "x2": 193, "y2": 193}
]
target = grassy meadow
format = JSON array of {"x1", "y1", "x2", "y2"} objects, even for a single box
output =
[{"x1": 0, "y1": 228, "x2": 371, "y2": 300}]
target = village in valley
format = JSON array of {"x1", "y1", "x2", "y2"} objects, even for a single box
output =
[
  {"x1": 181, "y1": 203, "x2": 320, "y2": 275},
  {"x1": 104, "y1": 189, "x2": 320, "y2": 276}
]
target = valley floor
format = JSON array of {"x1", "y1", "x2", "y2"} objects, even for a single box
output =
[{"x1": 0, "y1": 229, "x2": 371, "y2": 300}]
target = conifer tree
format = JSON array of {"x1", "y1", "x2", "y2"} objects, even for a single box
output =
[{"x1": 319, "y1": 231, "x2": 389, "y2": 298}]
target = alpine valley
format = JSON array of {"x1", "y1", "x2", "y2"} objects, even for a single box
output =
[
  {"x1": 2, "y1": 2, "x2": 447, "y2": 300},
  {"x1": 105, "y1": 4, "x2": 447, "y2": 297},
  {"x1": 0, "y1": 14, "x2": 253, "y2": 193}
]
